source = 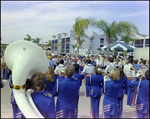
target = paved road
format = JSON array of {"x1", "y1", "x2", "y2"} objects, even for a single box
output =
[{"x1": 1, "y1": 79, "x2": 137, "y2": 118}]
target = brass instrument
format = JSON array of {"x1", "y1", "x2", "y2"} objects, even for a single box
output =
[
  {"x1": 130, "y1": 66, "x2": 137, "y2": 73},
  {"x1": 97, "y1": 68, "x2": 102, "y2": 74},
  {"x1": 102, "y1": 71, "x2": 109, "y2": 78},
  {"x1": 61, "y1": 69, "x2": 65, "y2": 75}
]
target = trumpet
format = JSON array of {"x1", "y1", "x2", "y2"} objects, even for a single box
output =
[
  {"x1": 130, "y1": 66, "x2": 137, "y2": 73},
  {"x1": 61, "y1": 69, "x2": 65, "y2": 75}
]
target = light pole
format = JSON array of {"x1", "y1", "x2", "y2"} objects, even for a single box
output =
[{"x1": 90, "y1": 36, "x2": 94, "y2": 54}]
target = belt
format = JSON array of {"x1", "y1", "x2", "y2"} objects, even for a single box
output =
[
  {"x1": 127, "y1": 77, "x2": 134, "y2": 80},
  {"x1": 84, "y1": 73, "x2": 93, "y2": 84},
  {"x1": 57, "y1": 74, "x2": 65, "y2": 76}
]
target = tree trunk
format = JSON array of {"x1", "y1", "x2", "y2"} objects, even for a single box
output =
[{"x1": 77, "y1": 37, "x2": 80, "y2": 56}]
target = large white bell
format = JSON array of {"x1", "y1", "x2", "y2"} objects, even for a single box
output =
[{"x1": 4, "y1": 40, "x2": 48, "y2": 118}]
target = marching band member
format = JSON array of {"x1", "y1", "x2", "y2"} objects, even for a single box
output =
[
  {"x1": 81, "y1": 59, "x2": 95, "y2": 97},
  {"x1": 86, "y1": 66, "x2": 103, "y2": 118},
  {"x1": 91, "y1": 58, "x2": 96, "y2": 67},
  {"x1": 44, "y1": 67, "x2": 56, "y2": 98},
  {"x1": 117, "y1": 67, "x2": 128, "y2": 118},
  {"x1": 130, "y1": 70, "x2": 149, "y2": 118},
  {"x1": 54, "y1": 59, "x2": 65, "y2": 78},
  {"x1": 103, "y1": 68, "x2": 122, "y2": 118},
  {"x1": 53, "y1": 65, "x2": 80, "y2": 118},
  {"x1": 104, "y1": 57, "x2": 115, "y2": 73},
  {"x1": 9, "y1": 76, "x2": 32, "y2": 118},
  {"x1": 124, "y1": 58, "x2": 136, "y2": 107},
  {"x1": 29, "y1": 72, "x2": 56, "y2": 118},
  {"x1": 73, "y1": 64, "x2": 84, "y2": 118}
]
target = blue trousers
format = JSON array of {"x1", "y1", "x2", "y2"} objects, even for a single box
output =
[
  {"x1": 12, "y1": 104, "x2": 18, "y2": 118},
  {"x1": 103, "y1": 112, "x2": 119, "y2": 118},
  {"x1": 4, "y1": 68, "x2": 9, "y2": 79},
  {"x1": 127, "y1": 86, "x2": 137, "y2": 106},
  {"x1": 90, "y1": 96, "x2": 101, "y2": 118},
  {"x1": 118, "y1": 97, "x2": 123, "y2": 118},
  {"x1": 136, "y1": 111, "x2": 149, "y2": 118}
]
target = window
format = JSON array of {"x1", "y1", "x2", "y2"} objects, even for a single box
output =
[
  {"x1": 100, "y1": 38, "x2": 104, "y2": 43},
  {"x1": 66, "y1": 37, "x2": 70, "y2": 42},
  {"x1": 100, "y1": 45, "x2": 104, "y2": 47},
  {"x1": 135, "y1": 39, "x2": 143, "y2": 47},
  {"x1": 66, "y1": 50, "x2": 69, "y2": 53},
  {"x1": 66, "y1": 44, "x2": 70, "y2": 49},
  {"x1": 145, "y1": 39, "x2": 149, "y2": 47}
]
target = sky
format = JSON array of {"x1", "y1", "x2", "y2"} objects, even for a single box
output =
[{"x1": 1, "y1": 1, "x2": 149, "y2": 44}]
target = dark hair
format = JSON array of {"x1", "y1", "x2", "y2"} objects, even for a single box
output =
[
  {"x1": 145, "y1": 70, "x2": 149, "y2": 80},
  {"x1": 118, "y1": 67, "x2": 127, "y2": 79},
  {"x1": 129, "y1": 58, "x2": 133, "y2": 64},
  {"x1": 109, "y1": 57, "x2": 114, "y2": 62},
  {"x1": 25, "y1": 79, "x2": 33, "y2": 91},
  {"x1": 31, "y1": 72, "x2": 46, "y2": 91},
  {"x1": 73, "y1": 64, "x2": 79, "y2": 73},
  {"x1": 59, "y1": 59, "x2": 64, "y2": 64},
  {"x1": 133, "y1": 60, "x2": 138, "y2": 64},
  {"x1": 141, "y1": 60, "x2": 146, "y2": 65},
  {"x1": 87, "y1": 59, "x2": 91, "y2": 64}
]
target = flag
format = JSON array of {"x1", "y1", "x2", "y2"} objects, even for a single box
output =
[
  {"x1": 5, "y1": 40, "x2": 7, "y2": 42},
  {"x1": 11, "y1": 41, "x2": 13, "y2": 43},
  {"x1": 45, "y1": 42, "x2": 48, "y2": 43},
  {"x1": 34, "y1": 42, "x2": 36, "y2": 44},
  {"x1": 77, "y1": 43, "x2": 79, "y2": 47}
]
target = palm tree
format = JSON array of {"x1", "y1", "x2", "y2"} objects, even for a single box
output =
[
  {"x1": 71, "y1": 44, "x2": 77, "y2": 55},
  {"x1": 73, "y1": 17, "x2": 89, "y2": 55},
  {"x1": 48, "y1": 40, "x2": 52, "y2": 46},
  {"x1": 79, "y1": 39, "x2": 85, "y2": 49},
  {"x1": 89, "y1": 19, "x2": 138, "y2": 58},
  {"x1": 23, "y1": 34, "x2": 32, "y2": 41},
  {"x1": 32, "y1": 37, "x2": 43, "y2": 45}
]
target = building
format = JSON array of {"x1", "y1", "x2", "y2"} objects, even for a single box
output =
[
  {"x1": 50, "y1": 30, "x2": 107, "y2": 55},
  {"x1": 50, "y1": 30, "x2": 149, "y2": 55}
]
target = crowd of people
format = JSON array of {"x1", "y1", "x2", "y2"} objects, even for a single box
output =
[{"x1": 1, "y1": 52, "x2": 149, "y2": 118}]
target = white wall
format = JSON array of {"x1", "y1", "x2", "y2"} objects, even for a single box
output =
[{"x1": 133, "y1": 47, "x2": 149, "y2": 60}]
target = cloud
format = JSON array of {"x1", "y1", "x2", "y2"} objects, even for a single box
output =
[{"x1": 121, "y1": 10, "x2": 149, "y2": 18}]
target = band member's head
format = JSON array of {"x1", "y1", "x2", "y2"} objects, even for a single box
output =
[
  {"x1": 95, "y1": 66, "x2": 102, "y2": 75},
  {"x1": 25, "y1": 79, "x2": 33, "y2": 92},
  {"x1": 65, "y1": 65, "x2": 75, "y2": 78},
  {"x1": 110, "y1": 68, "x2": 120, "y2": 81},
  {"x1": 87, "y1": 59, "x2": 91, "y2": 64},
  {"x1": 109, "y1": 57, "x2": 114, "y2": 63},
  {"x1": 141, "y1": 60, "x2": 146, "y2": 65},
  {"x1": 59, "y1": 59, "x2": 64, "y2": 64},
  {"x1": 129, "y1": 58, "x2": 133, "y2": 64},
  {"x1": 73, "y1": 64, "x2": 79, "y2": 73},
  {"x1": 133, "y1": 60, "x2": 138, "y2": 65},
  {"x1": 118, "y1": 67, "x2": 126, "y2": 79},
  {"x1": 145, "y1": 70, "x2": 149, "y2": 80},
  {"x1": 45, "y1": 67, "x2": 54, "y2": 82},
  {"x1": 31, "y1": 72, "x2": 46, "y2": 91}
]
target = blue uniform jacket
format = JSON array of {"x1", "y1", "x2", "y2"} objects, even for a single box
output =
[
  {"x1": 86, "y1": 74, "x2": 103, "y2": 97},
  {"x1": 117, "y1": 76, "x2": 128, "y2": 98},
  {"x1": 130, "y1": 78, "x2": 149, "y2": 114},
  {"x1": 32, "y1": 91, "x2": 56, "y2": 118},
  {"x1": 57, "y1": 75, "x2": 65, "y2": 81},
  {"x1": 73, "y1": 72, "x2": 84, "y2": 86},
  {"x1": 44, "y1": 77, "x2": 56, "y2": 97},
  {"x1": 103, "y1": 79, "x2": 122, "y2": 115}
]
